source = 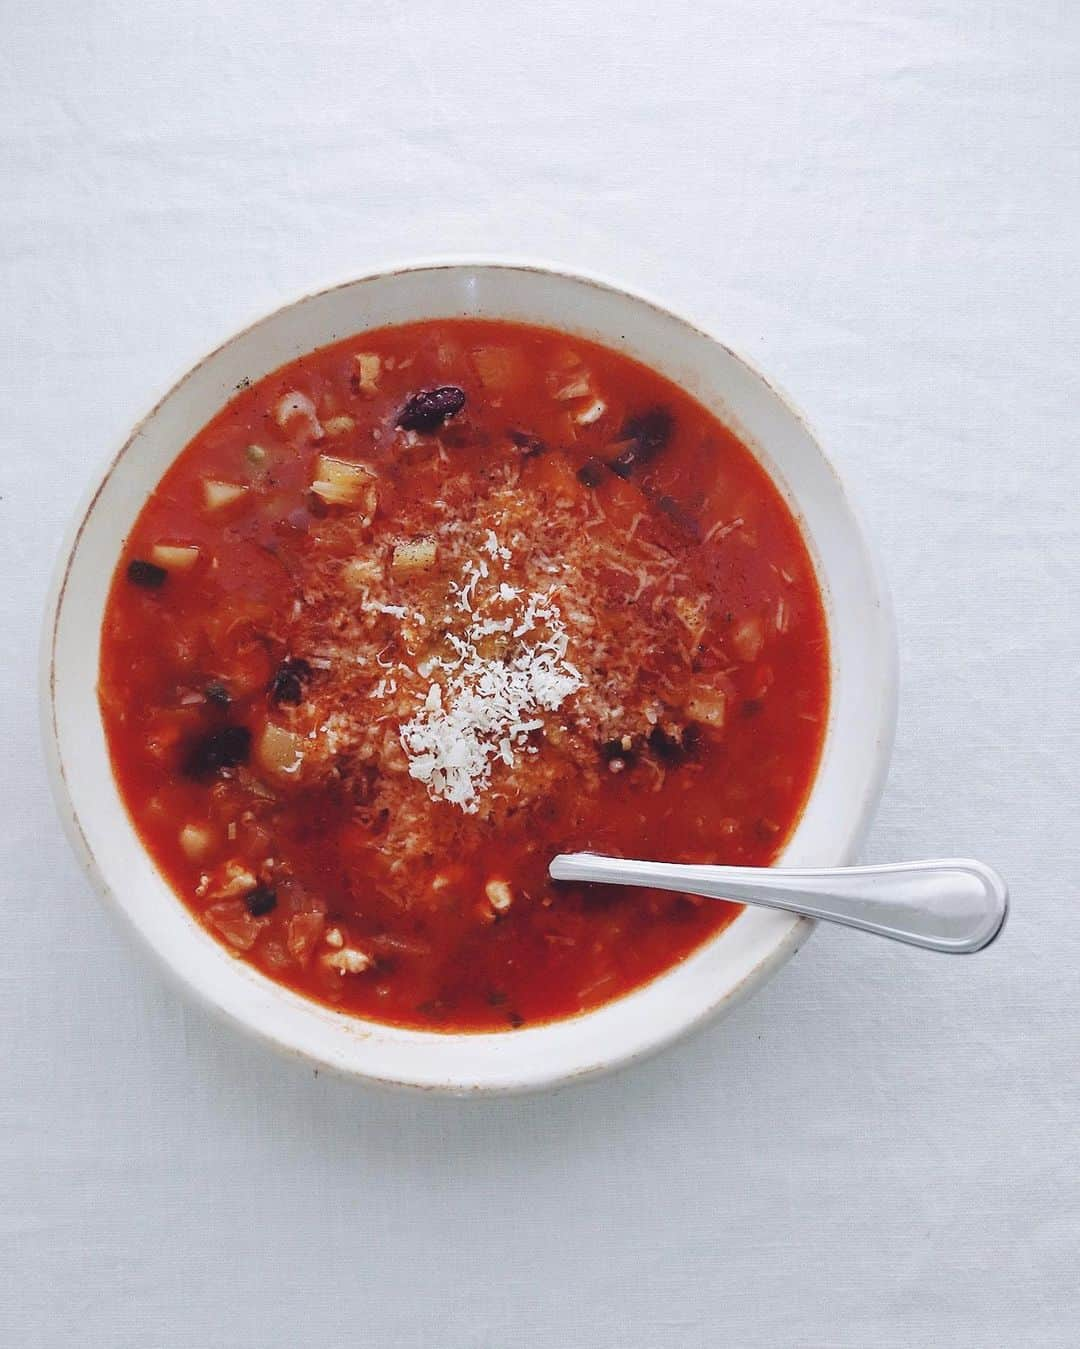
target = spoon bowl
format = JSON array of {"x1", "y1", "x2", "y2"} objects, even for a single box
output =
[{"x1": 550, "y1": 855, "x2": 1008, "y2": 954}]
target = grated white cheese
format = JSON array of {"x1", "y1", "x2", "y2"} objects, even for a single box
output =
[
  {"x1": 399, "y1": 552, "x2": 583, "y2": 812},
  {"x1": 481, "y1": 529, "x2": 512, "y2": 562}
]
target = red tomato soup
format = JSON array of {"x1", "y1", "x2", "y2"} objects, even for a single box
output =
[{"x1": 99, "y1": 319, "x2": 828, "y2": 1031}]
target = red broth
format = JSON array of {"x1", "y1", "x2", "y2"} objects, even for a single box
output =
[{"x1": 99, "y1": 319, "x2": 828, "y2": 1031}]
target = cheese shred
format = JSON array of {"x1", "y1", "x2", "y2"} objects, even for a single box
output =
[{"x1": 399, "y1": 556, "x2": 583, "y2": 811}]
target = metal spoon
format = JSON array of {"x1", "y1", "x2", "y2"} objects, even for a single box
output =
[{"x1": 548, "y1": 855, "x2": 1008, "y2": 953}]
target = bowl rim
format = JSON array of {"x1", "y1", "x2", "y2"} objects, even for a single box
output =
[{"x1": 40, "y1": 255, "x2": 898, "y2": 1093}]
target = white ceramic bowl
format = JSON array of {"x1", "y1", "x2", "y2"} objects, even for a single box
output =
[{"x1": 42, "y1": 261, "x2": 896, "y2": 1094}]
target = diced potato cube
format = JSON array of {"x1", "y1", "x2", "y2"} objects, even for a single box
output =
[
  {"x1": 485, "y1": 878, "x2": 514, "y2": 913},
  {"x1": 257, "y1": 722, "x2": 305, "y2": 777},
  {"x1": 310, "y1": 455, "x2": 378, "y2": 514},
  {"x1": 341, "y1": 556, "x2": 384, "y2": 591},
  {"x1": 203, "y1": 480, "x2": 248, "y2": 512},
  {"x1": 731, "y1": 613, "x2": 765, "y2": 663},
  {"x1": 391, "y1": 537, "x2": 438, "y2": 578},
  {"x1": 686, "y1": 689, "x2": 727, "y2": 730},
  {"x1": 150, "y1": 544, "x2": 201, "y2": 572},
  {"x1": 178, "y1": 822, "x2": 215, "y2": 860},
  {"x1": 353, "y1": 352, "x2": 381, "y2": 396},
  {"x1": 324, "y1": 415, "x2": 356, "y2": 437}
]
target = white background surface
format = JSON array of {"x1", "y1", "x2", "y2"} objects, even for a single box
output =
[{"x1": 2, "y1": 3, "x2": 1077, "y2": 1345}]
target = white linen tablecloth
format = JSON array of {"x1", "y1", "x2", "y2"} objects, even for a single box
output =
[{"x1": 2, "y1": 3, "x2": 1077, "y2": 1345}]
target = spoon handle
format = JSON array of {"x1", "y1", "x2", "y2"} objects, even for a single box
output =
[{"x1": 548, "y1": 855, "x2": 1008, "y2": 953}]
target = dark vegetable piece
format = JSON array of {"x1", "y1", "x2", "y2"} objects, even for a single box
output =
[
  {"x1": 577, "y1": 456, "x2": 605, "y2": 488},
  {"x1": 205, "y1": 681, "x2": 231, "y2": 708},
  {"x1": 269, "y1": 657, "x2": 312, "y2": 706},
  {"x1": 508, "y1": 429, "x2": 547, "y2": 458},
  {"x1": 648, "y1": 725, "x2": 682, "y2": 763},
  {"x1": 244, "y1": 885, "x2": 278, "y2": 917},
  {"x1": 600, "y1": 735, "x2": 638, "y2": 765},
  {"x1": 656, "y1": 493, "x2": 701, "y2": 540},
  {"x1": 126, "y1": 559, "x2": 168, "y2": 589},
  {"x1": 647, "y1": 722, "x2": 700, "y2": 766},
  {"x1": 397, "y1": 386, "x2": 466, "y2": 433},
  {"x1": 182, "y1": 724, "x2": 251, "y2": 779},
  {"x1": 439, "y1": 420, "x2": 477, "y2": 450},
  {"x1": 608, "y1": 407, "x2": 674, "y2": 478}
]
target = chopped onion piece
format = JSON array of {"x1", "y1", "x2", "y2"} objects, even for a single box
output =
[
  {"x1": 472, "y1": 346, "x2": 524, "y2": 391},
  {"x1": 731, "y1": 613, "x2": 765, "y2": 663},
  {"x1": 286, "y1": 912, "x2": 325, "y2": 965},
  {"x1": 672, "y1": 595, "x2": 708, "y2": 647},
  {"x1": 275, "y1": 390, "x2": 324, "y2": 440},
  {"x1": 574, "y1": 398, "x2": 606, "y2": 425},
  {"x1": 205, "y1": 901, "x2": 262, "y2": 951},
  {"x1": 553, "y1": 375, "x2": 591, "y2": 400},
  {"x1": 324, "y1": 947, "x2": 372, "y2": 975},
  {"x1": 204, "y1": 860, "x2": 258, "y2": 900}
]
